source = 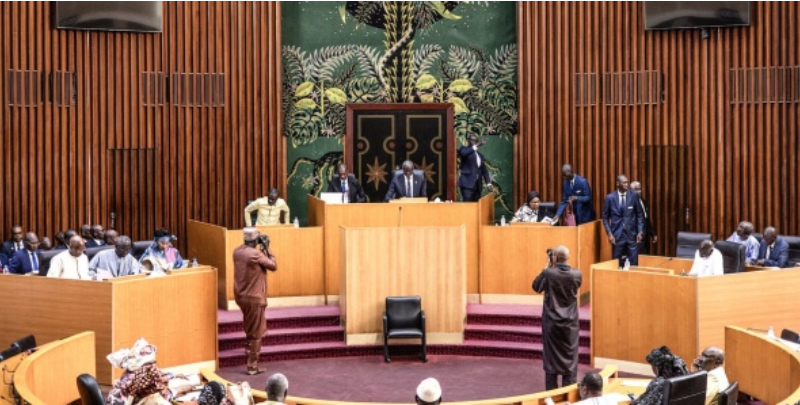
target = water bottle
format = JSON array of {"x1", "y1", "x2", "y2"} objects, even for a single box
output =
[
  {"x1": 500, "y1": 215, "x2": 507, "y2": 226},
  {"x1": 293, "y1": 217, "x2": 300, "y2": 228},
  {"x1": 2, "y1": 265, "x2": 8, "y2": 275},
  {"x1": 191, "y1": 257, "x2": 198, "y2": 268},
  {"x1": 623, "y1": 258, "x2": 631, "y2": 271},
  {"x1": 767, "y1": 326, "x2": 775, "y2": 338}
]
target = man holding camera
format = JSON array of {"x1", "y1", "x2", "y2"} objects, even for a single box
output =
[
  {"x1": 233, "y1": 227, "x2": 278, "y2": 375},
  {"x1": 532, "y1": 245, "x2": 582, "y2": 390}
]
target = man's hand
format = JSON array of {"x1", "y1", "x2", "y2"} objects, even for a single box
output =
[
  {"x1": 569, "y1": 196, "x2": 578, "y2": 202},
  {"x1": 486, "y1": 184, "x2": 494, "y2": 192},
  {"x1": 479, "y1": 139, "x2": 487, "y2": 147},
  {"x1": 608, "y1": 235, "x2": 616, "y2": 245},
  {"x1": 757, "y1": 259, "x2": 765, "y2": 266},
  {"x1": 653, "y1": 235, "x2": 658, "y2": 244},
  {"x1": 636, "y1": 233, "x2": 643, "y2": 243}
]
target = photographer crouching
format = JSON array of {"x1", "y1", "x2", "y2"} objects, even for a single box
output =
[{"x1": 233, "y1": 227, "x2": 278, "y2": 375}]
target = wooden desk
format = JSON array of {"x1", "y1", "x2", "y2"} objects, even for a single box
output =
[
  {"x1": 726, "y1": 326, "x2": 800, "y2": 404},
  {"x1": 0, "y1": 268, "x2": 217, "y2": 384},
  {"x1": 187, "y1": 220, "x2": 325, "y2": 309},
  {"x1": 13, "y1": 331, "x2": 95, "y2": 405},
  {"x1": 591, "y1": 260, "x2": 800, "y2": 374},
  {"x1": 479, "y1": 220, "x2": 612, "y2": 305},
  {"x1": 309, "y1": 194, "x2": 494, "y2": 299}
]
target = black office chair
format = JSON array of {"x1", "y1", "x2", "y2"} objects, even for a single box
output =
[
  {"x1": 752, "y1": 232, "x2": 763, "y2": 243},
  {"x1": 383, "y1": 296, "x2": 426, "y2": 363},
  {"x1": 0, "y1": 346, "x2": 20, "y2": 361},
  {"x1": 781, "y1": 328, "x2": 800, "y2": 343},
  {"x1": 539, "y1": 202, "x2": 556, "y2": 217},
  {"x1": 714, "y1": 240, "x2": 746, "y2": 274},
  {"x1": 132, "y1": 241, "x2": 153, "y2": 260},
  {"x1": 84, "y1": 245, "x2": 114, "y2": 261},
  {"x1": 780, "y1": 235, "x2": 800, "y2": 267},
  {"x1": 76, "y1": 374, "x2": 105, "y2": 405},
  {"x1": 717, "y1": 381, "x2": 738, "y2": 405},
  {"x1": 676, "y1": 232, "x2": 713, "y2": 259},
  {"x1": 10, "y1": 335, "x2": 36, "y2": 353},
  {"x1": 661, "y1": 371, "x2": 707, "y2": 405},
  {"x1": 37, "y1": 250, "x2": 62, "y2": 276}
]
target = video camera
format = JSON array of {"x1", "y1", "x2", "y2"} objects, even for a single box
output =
[{"x1": 256, "y1": 234, "x2": 270, "y2": 249}]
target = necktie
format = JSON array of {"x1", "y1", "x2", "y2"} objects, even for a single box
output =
[
  {"x1": 767, "y1": 245, "x2": 772, "y2": 258},
  {"x1": 620, "y1": 193, "x2": 626, "y2": 207},
  {"x1": 30, "y1": 251, "x2": 39, "y2": 271},
  {"x1": 342, "y1": 180, "x2": 347, "y2": 193},
  {"x1": 406, "y1": 178, "x2": 412, "y2": 197},
  {"x1": 16, "y1": 242, "x2": 22, "y2": 251}
]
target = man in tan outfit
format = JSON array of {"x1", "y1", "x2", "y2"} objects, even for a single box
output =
[{"x1": 233, "y1": 227, "x2": 278, "y2": 375}]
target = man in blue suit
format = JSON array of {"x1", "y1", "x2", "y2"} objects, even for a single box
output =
[
  {"x1": 756, "y1": 226, "x2": 790, "y2": 268},
  {"x1": 554, "y1": 164, "x2": 595, "y2": 225},
  {"x1": 458, "y1": 134, "x2": 493, "y2": 202},
  {"x1": 8, "y1": 232, "x2": 42, "y2": 275},
  {"x1": 602, "y1": 174, "x2": 644, "y2": 266},
  {"x1": 385, "y1": 160, "x2": 426, "y2": 201}
]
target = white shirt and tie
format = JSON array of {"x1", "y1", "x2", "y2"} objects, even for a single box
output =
[
  {"x1": 618, "y1": 191, "x2": 627, "y2": 208},
  {"x1": 405, "y1": 175, "x2": 413, "y2": 197},
  {"x1": 28, "y1": 250, "x2": 39, "y2": 272},
  {"x1": 341, "y1": 180, "x2": 349, "y2": 203}
]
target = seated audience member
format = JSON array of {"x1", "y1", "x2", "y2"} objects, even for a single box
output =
[
  {"x1": 258, "y1": 373, "x2": 289, "y2": 405},
  {"x1": 91, "y1": 224, "x2": 106, "y2": 246},
  {"x1": 726, "y1": 221, "x2": 760, "y2": 264},
  {"x1": 385, "y1": 160, "x2": 426, "y2": 201},
  {"x1": 327, "y1": 163, "x2": 367, "y2": 203},
  {"x1": 511, "y1": 191, "x2": 555, "y2": 223},
  {"x1": 47, "y1": 235, "x2": 91, "y2": 279},
  {"x1": 140, "y1": 229, "x2": 185, "y2": 270},
  {"x1": 572, "y1": 372, "x2": 619, "y2": 405},
  {"x1": 2, "y1": 225, "x2": 25, "y2": 264},
  {"x1": 415, "y1": 378, "x2": 442, "y2": 405},
  {"x1": 244, "y1": 188, "x2": 291, "y2": 226},
  {"x1": 756, "y1": 226, "x2": 789, "y2": 268},
  {"x1": 692, "y1": 347, "x2": 729, "y2": 405},
  {"x1": 632, "y1": 346, "x2": 688, "y2": 405},
  {"x1": 196, "y1": 381, "x2": 228, "y2": 405},
  {"x1": 54, "y1": 231, "x2": 70, "y2": 250},
  {"x1": 688, "y1": 239, "x2": 724, "y2": 277},
  {"x1": 89, "y1": 236, "x2": 141, "y2": 278},
  {"x1": 106, "y1": 338, "x2": 194, "y2": 404},
  {"x1": 39, "y1": 237, "x2": 52, "y2": 251},
  {"x1": 104, "y1": 229, "x2": 119, "y2": 246},
  {"x1": 81, "y1": 224, "x2": 98, "y2": 247},
  {"x1": 8, "y1": 232, "x2": 42, "y2": 275}
]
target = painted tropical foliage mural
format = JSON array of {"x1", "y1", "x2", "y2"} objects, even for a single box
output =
[{"x1": 282, "y1": 1, "x2": 517, "y2": 223}]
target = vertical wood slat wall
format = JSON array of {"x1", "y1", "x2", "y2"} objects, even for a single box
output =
[
  {"x1": 0, "y1": 2, "x2": 284, "y2": 247},
  {"x1": 516, "y1": 2, "x2": 800, "y2": 256}
]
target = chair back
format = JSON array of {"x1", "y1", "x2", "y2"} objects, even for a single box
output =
[
  {"x1": 84, "y1": 245, "x2": 113, "y2": 261},
  {"x1": 676, "y1": 232, "x2": 712, "y2": 259},
  {"x1": 385, "y1": 296, "x2": 422, "y2": 330},
  {"x1": 717, "y1": 381, "x2": 738, "y2": 405},
  {"x1": 661, "y1": 371, "x2": 707, "y2": 405},
  {"x1": 76, "y1": 373, "x2": 105, "y2": 405},
  {"x1": 539, "y1": 202, "x2": 556, "y2": 213},
  {"x1": 752, "y1": 232, "x2": 763, "y2": 243},
  {"x1": 781, "y1": 328, "x2": 800, "y2": 343},
  {"x1": 132, "y1": 241, "x2": 152, "y2": 260},
  {"x1": 714, "y1": 240, "x2": 746, "y2": 274},
  {"x1": 11, "y1": 334, "x2": 36, "y2": 353},
  {"x1": 37, "y1": 250, "x2": 62, "y2": 275},
  {"x1": 780, "y1": 235, "x2": 800, "y2": 266},
  {"x1": 0, "y1": 346, "x2": 20, "y2": 361}
]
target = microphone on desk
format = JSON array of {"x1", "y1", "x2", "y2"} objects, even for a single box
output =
[{"x1": 652, "y1": 257, "x2": 674, "y2": 269}]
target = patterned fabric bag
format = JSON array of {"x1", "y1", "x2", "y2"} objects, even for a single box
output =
[{"x1": 226, "y1": 382, "x2": 254, "y2": 405}]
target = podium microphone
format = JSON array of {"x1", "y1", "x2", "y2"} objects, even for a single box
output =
[{"x1": 652, "y1": 257, "x2": 674, "y2": 269}]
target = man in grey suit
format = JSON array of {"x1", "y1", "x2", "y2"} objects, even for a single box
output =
[
  {"x1": 385, "y1": 160, "x2": 426, "y2": 201},
  {"x1": 602, "y1": 174, "x2": 644, "y2": 266}
]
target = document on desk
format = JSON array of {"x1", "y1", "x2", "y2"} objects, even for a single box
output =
[
  {"x1": 95, "y1": 269, "x2": 113, "y2": 280},
  {"x1": 621, "y1": 380, "x2": 651, "y2": 387}
]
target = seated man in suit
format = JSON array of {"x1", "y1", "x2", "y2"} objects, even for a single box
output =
[
  {"x1": 726, "y1": 221, "x2": 760, "y2": 264},
  {"x1": 89, "y1": 236, "x2": 141, "y2": 278},
  {"x1": 2, "y1": 225, "x2": 25, "y2": 266},
  {"x1": 327, "y1": 163, "x2": 366, "y2": 203},
  {"x1": 511, "y1": 191, "x2": 555, "y2": 223},
  {"x1": 81, "y1": 224, "x2": 99, "y2": 248},
  {"x1": 47, "y1": 235, "x2": 91, "y2": 279},
  {"x1": 385, "y1": 160, "x2": 426, "y2": 201},
  {"x1": 602, "y1": 175, "x2": 644, "y2": 266},
  {"x1": 688, "y1": 239, "x2": 724, "y2": 277},
  {"x1": 692, "y1": 347, "x2": 729, "y2": 405},
  {"x1": 756, "y1": 226, "x2": 789, "y2": 268},
  {"x1": 8, "y1": 232, "x2": 42, "y2": 275},
  {"x1": 104, "y1": 229, "x2": 119, "y2": 246},
  {"x1": 90, "y1": 224, "x2": 106, "y2": 247},
  {"x1": 244, "y1": 188, "x2": 291, "y2": 226}
]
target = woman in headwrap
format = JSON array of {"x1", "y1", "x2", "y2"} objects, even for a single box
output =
[
  {"x1": 197, "y1": 381, "x2": 231, "y2": 405},
  {"x1": 632, "y1": 346, "x2": 689, "y2": 405},
  {"x1": 511, "y1": 191, "x2": 555, "y2": 223},
  {"x1": 106, "y1": 338, "x2": 194, "y2": 404},
  {"x1": 139, "y1": 228, "x2": 185, "y2": 270}
]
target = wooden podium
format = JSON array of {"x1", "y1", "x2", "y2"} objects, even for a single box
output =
[
  {"x1": 591, "y1": 257, "x2": 800, "y2": 374},
  {"x1": 339, "y1": 226, "x2": 466, "y2": 345}
]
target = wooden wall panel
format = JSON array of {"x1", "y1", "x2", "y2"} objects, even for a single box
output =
[
  {"x1": 0, "y1": 2, "x2": 283, "y2": 249},
  {"x1": 517, "y1": 2, "x2": 800, "y2": 256}
]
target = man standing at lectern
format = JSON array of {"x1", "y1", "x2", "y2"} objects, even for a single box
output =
[
  {"x1": 233, "y1": 227, "x2": 278, "y2": 375},
  {"x1": 327, "y1": 164, "x2": 366, "y2": 203},
  {"x1": 532, "y1": 245, "x2": 582, "y2": 390},
  {"x1": 458, "y1": 134, "x2": 493, "y2": 202}
]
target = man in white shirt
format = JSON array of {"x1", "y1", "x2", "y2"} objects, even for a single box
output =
[
  {"x1": 48, "y1": 235, "x2": 91, "y2": 280},
  {"x1": 571, "y1": 372, "x2": 620, "y2": 405},
  {"x1": 688, "y1": 240, "x2": 724, "y2": 277},
  {"x1": 692, "y1": 347, "x2": 730, "y2": 405}
]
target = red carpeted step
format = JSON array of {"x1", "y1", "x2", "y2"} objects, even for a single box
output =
[
  {"x1": 464, "y1": 324, "x2": 590, "y2": 346},
  {"x1": 218, "y1": 326, "x2": 345, "y2": 352},
  {"x1": 218, "y1": 306, "x2": 341, "y2": 334}
]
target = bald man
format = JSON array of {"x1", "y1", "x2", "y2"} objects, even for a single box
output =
[
  {"x1": 757, "y1": 226, "x2": 789, "y2": 268},
  {"x1": 692, "y1": 347, "x2": 729, "y2": 405},
  {"x1": 688, "y1": 240, "x2": 724, "y2": 277},
  {"x1": 48, "y1": 235, "x2": 91, "y2": 279},
  {"x1": 245, "y1": 188, "x2": 291, "y2": 226}
]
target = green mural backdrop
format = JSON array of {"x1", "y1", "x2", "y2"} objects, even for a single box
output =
[{"x1": 283, "y1": 1, "x2": 518, "y2": 224}]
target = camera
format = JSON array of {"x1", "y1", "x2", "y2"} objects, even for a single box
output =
[{"x1": 256, "y1": 234, "x2": 270, "y2": 249}]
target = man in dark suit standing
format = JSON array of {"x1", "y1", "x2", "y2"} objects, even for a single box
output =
[
  {"x1": 327, "y1": 164, "x2": 366, "y2": 203},
  {"x1": 756, "y1": 226, "x2": 790, "y2": 268},
  {"x1": 385, "y1": 160, "x2": 426, "y2": 201},
  {"x1": 1, "y1": 225, "x2": 25, "y2": 267},
  {"x1": 8, "y1": 232, "x2": 42, "y2": 275},
  {"x1": 554, "y1": 164, "x2": 595, "y2": 225},
  {"x1": 631, "y1": 181, "x2": 657, "y2": 254},
  {"x1": 458, "y1": 134, "x2": 493, "y2": 202},
  {"x1": 602, "y1": 174, "x2": 644, "y2": 266}
]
